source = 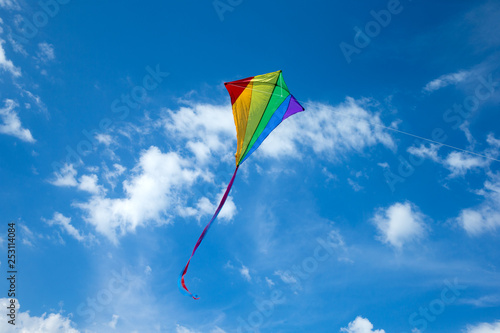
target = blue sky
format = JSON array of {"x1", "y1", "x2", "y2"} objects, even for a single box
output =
[{"x1": 0, "y1": 0, "x2": 499, "y2": 332}]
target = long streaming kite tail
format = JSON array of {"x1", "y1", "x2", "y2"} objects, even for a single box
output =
[{"x1": 178, "y1": 165, "x2": 240, "y2": 299}]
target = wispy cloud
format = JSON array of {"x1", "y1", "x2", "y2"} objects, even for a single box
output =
[
  {"x1": 42, "y1": 212, "x2": 89, "y2": 243},
  {"x1": 407, "y1": 143, "x2": 441, "y2": 163},
  {"x1": 108, "y1": 314, "x2": 119, "y2": 329},
  {"x1": 465, "y1": 320, "x2": 500, "y2": 333},
  {"x1": 265, "y1": 276, "x2": 274, "y2": 287},
  {"x1": 95, "y1": 133, "x2": 114, "y2": 146},
  {"x1": 37, "y1": 42, "x2": 55, "y2": 62},
  {"x1": 456, "y1": 172, "x2": 500, "y2": 235},
  {"x1": 16, "y1": 86, "x2": 47, "y2": 114},
  {"x1": 20, "y1": 224, "x2": 36, "y2": 247},
  {"x1": 0, "y1": 39, "x2": 21, "y2": 77},
  {"x1": 176, "y1": 325, "x2": 198, "y2": 333},
  {"x1": 347, "y1": 178, "x2": 363, "y2": 192},
  {"x1": 460, "y1": 294, "x2": 500, "y2": 307},
  {"x1": 0, "y1": 0, "x2": 20, "y2": 10},
  {"x1": 224, "y1": 261, "x2": 252, "y2": 282},
  {"x1": 407, "y1": 138, "x2": 498, "y2": 178},
  {"x1": 423, "y1": 70, "x2": 470, "y2": 92},
  {"x1": 274, "y1": 270, "x2": 299, "y2": 286},
  {"x1": 0, "y1": 99, "x2": 35, "y2": 142},
  {"x1": 210, "y1": 328, "x2": 227, "y2": 333},
  {"x1": 179, "y1": 187, "x2": 236, "y2": 223},
  {"x1": 239, "y1": 264, "x2": 251, "y2": 282},
  {"x1": 102, "y1": 163, "x2": 126, "y2": 190}
]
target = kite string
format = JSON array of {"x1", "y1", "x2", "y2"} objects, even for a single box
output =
[
  {"x1": 370, "y1": 122, "x2": 500, "y2": 163},
  {"x1": 178, "y1": 165, "x2": 240, "y2": 300},
  {"x1": 324, "y1": 105, "x2": 499, "y2": 163},
  {"x1": 226, "y1": 84, "x2": 498, "y2": 162}
]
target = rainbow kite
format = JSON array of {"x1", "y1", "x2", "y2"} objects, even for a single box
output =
[{"x1": 179, "y1": 70, "x2": 305, "y2": 299}]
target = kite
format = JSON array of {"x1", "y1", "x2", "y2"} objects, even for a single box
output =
[{"x1": 178, "y1": 70, "x2": 305, "y2": 299}]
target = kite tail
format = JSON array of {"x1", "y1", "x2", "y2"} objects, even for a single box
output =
[{"x1": 178, "y1": 165, "x2": 240, "y2": 299}]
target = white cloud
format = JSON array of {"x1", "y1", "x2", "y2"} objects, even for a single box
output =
[
  {"x1": 265, "y1": 276, "x2": 275, "y2": 287},
  {"x1": 341, "y1": 316, "x2": 385, "y2": 333},
  {"x1": 96, "y1": 133, "x2": 114, "y2": 146},
  {"x1": 487, "y1": 133, "x2": 500, "y2": 149},
  {"x1": 458, "y1": 209, "x2": 487, "y2": 235},
  {"x1": 0, "y1": 0, "x2": 20, "y2": 10},
  {"x1": 162, "y1": 103, "x2": 235, "y2": 165},
  {"x1": 377, "y1": 162, "x2": 389, "y2": 169},
  {"x1": 50, "y1": 164, "x2": 78, "y2": 186},
  {"x1": 347, "y1": 178, "x2": 363, "y2": 191},
  {"x1": 423, "y1": 70, "x2": 469, "y2": 92},
  {"x1": 20, "y1": 224, "x2": 35, "y2": 247},
  {"x1": 50, "y1": 164, "x2": 104, "y2": 194},
  {"x1": 444, "y1": 151, "x2": 490, "y2": 177},
  {"x1": 176, "y1": 325, "x2": 225, "y2": 333},
  {"x1": 108, "y1": 314, "x2": 119, "y2": 329},
  {"x1": 0, "y1": 298, "x2": 80, "y2": 333},
  {"x1": 37, "y1": 42, "x2": 55, "y2": 62},
  {"x1": 210, "y1": 328, "x2": 227, "y2": 333},
  {"x1": 103, "y1": 163, "x2": 126, "y2": 189},
  {"x1": 179, "y1": 187, "x2": 236, "y2": 223},
  {"x1": 0, "y1": 39, "x2": 20, "y2": 76},
  {"x1": 7, "y1": 32, "x2": 27, "y2": 55},
  {"x1": 326, "y1": 229, "x2": 346, "y2": 249},
  {"x1": 223, "y1": 261, "x2": 251, "y2": 282},
  {"x1": 465, "y1": 320, "x2": 500, "y2": 333},
  {"x1": 407, "y1": 142, "x2": 494, "y2": 178},
  {"x1": 239, "y1": 264, "x2": 251, "y2": 282},
  {"x1": 274, "y1": 270, "x2": 298, "y2": 285},
  {"x1": 372, "y1": 202, "x2": 427, "y2": 249},
  {"x1": 456, "y1": 172, "x2": 500, "y2": 235},
  {"x1": 76, "y1": 146, "x2": 202, "y2": 243},
  {"x1": 0, "y1": 99, "x2": 35, "y2": 142},
  {"x1": 176, "y1": 325, "x2": 199, "y2": 333},
  {"x1": 163, "y1": 97, "x2": 394, "y2": 166},
  {"x1": 259, "y1": 98, "x2": 395, "y2": 161},
  {"x1": 43, "y1": 212, "x2": 86, "y2": 242},
  {"x1": 460, "y1": 294, "x2": 500, "y2": 307},
  {"x1": 460, "y1": 121, "x2": 476, "y2": 147},
  {"x1": 322, "y1": 167, "x2": 338, "y2": 182},
  {"x1": 16, "y1": 86, "x2": 47, "y2": 113},
  {"x1": 78, "y1": 174, "x2": 104, "y2": 194},
  {"x1": 407, "y1": 143, "x2": 440, "y2": 163}
]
